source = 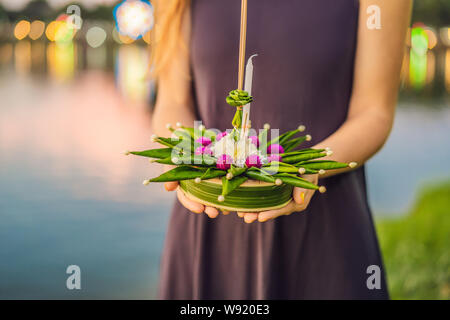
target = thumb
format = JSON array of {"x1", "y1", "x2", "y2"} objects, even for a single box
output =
[
  {"x1": 293, "y1": 187, "x2": 306, "y2": 205},
  {"x1": 164, "y1": 181, "x2": 179, "y2": 191}
]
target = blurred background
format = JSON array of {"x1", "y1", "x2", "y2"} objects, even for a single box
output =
[{"x1": 0, "y1": 0, "x2": 448, "y2": 299}]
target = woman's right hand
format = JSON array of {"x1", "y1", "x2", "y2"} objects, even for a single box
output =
[{"x1": 164, "y1": 182, "x2": 229, "y2": 219}]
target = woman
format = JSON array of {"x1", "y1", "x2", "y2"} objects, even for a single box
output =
[{"x1": 151, "y1": 0, "x2": 411, "y2": 299}]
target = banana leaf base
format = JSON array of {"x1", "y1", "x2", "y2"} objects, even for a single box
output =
[{"x1": 179, "y1": 178, "x2": 294, "y2": 212}]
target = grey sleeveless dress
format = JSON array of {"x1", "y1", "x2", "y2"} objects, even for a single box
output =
[{"x1": 158, "y1": 0, "x2": 389, "y2": 299}]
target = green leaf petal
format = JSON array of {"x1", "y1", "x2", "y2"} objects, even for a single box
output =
[
  {"x1": 229, "y1": 165, "x2": 247, "y2": 177},
  {"x1": 245, "y1": 169, "x2": 276, "y2": 183},
  {"x1": 200, "y1": 168, "x2": 227, "y2": 179},
  {"x1": 282, "y1": 152, "x2": 327, "y2": 164},
  {"x1": 299, "y1": 160, "x2": 349, "y2": 170},
  {"x1": 283, "y1": 136, "x2": 307, "y2": 152},
  {"x1": 149, "y1": 166, "x2": 204, "y2": 182},
  {"x1": 130, "y1": 148, "x2": 173, "y2": 159},
  {"x1": 274, "y1": 174, "x2": 318, "y2": 190},
  {"x1": 222, "y1": 175, "x2": 248, "y2": 196}
]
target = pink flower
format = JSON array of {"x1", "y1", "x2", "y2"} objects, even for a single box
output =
[
  {"x1": 216, "y1": 131, "x2": 228, "y2": 142},
  {"x1": 267, "y1": 154, "x2": 282, "y2": 163},
  {"x1": 195, "y1": 146, "x2": 213, "y2": 156},
  {"x1": 249, "y1": 135, "x2": 259, "y2": 147},
  {"x1": 195, "y1": 136, "x2": 212, "y2": 146},
  {"x1": 267, "y1": 144, "x2": 284, "y2": 154},
  {"x1": 245, "y1": 155, "x2": 262, "y2": 168},
  {"x1": 216, "y1": 154, "x2": 233, "y2": 170}
]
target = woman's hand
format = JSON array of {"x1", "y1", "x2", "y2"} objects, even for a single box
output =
[
  {"x1": 237, "y1": 174, "x2": 319, "y2": 223},
  {"x1": 164, "y1": 181, "x2": 229, "y2": 219}
]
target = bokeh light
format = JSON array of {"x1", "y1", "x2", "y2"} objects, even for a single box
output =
[
  {"x1": 86, "y1": 26, "x2": 107, "y2": 48},
  {"x1": 114, "y1": 0, "x2": 154, "y2": 40},
  {"x1": 29, "y1": 20, "x2": 45, "y2": 40},
  {"x1": 14, "y1": 20, "x2": 31, "y2": 40},
  {"x1": 45, "y1": 20, "x2": 75, "y2": 44},
  {"x1": 410, "y1": 26, "x2": 429, "y2": 89}
]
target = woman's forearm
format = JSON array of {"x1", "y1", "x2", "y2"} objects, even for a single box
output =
[
  {"x1": 151, "y1": 100, "x2": 196, "y2": 137},
  {"x1": 313, "y1": 104, "x2": 394, "y2": 178}
]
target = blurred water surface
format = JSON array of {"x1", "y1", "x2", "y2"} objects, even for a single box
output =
[{"x1": 0, "y1": 42, "x2": 449, "y2": 298}]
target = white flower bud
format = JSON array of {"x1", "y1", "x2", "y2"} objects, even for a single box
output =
[
  {"x1": 349, "y1": 162, "x2": 357, "y2": 168},
  {"x1": 297, "y1": 125, "x2": 306, "y2": 132},
  {"x1": 319, "y1": 169, "x2": 325, "y2": 175},
  {"x1": 142, "y1": 179, "x2": 150, "y2": 186},
  {"x1": 263, "y1": 123, "x2": 270, "y2": 130},
  {"x1": 275, "y1": 178, "x2": 282, "y2": 186},
  {"x1": 326, "y1": 150, "x2": 333, "y2": 156},
  {"x1": 176, "y1": 122, "x2": 182, "y2": 127},
  {"x1": 171, "y1": 157, "x2": 180, "y2": 164},
  {"x1": 319, "y1": 186, "x2": 326, "y2": 193},
  {"x1": 218, "y1": 195, "x2": 225, "y2": 202},
  {"x1": 298, "y1": 167, "x2": 306, "y2": 174},
  {"x1": 305, "y1": 134, "x2": 312, "y2": 141},
  {"x1": 123, "y1": 150, "x2": 130, "y2": 155},
  {"x1": 226, "y1": 172, "x2": 233, "y2": 180},
  {"x1": 194, "y1": 177, "x2": 201, "y2": 183},
  {"x1": 150, "y1": 134, "x2": 157, "y2": 142}
]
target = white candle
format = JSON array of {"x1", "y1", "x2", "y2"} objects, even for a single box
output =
[{"x1": 241, "y1": 54, "x2": 258, "y2": 138}]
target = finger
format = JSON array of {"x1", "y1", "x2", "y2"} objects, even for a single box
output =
[
  {"x1": 258, "y1": 201, "x2": 295, "y2": 222},
  {"x1": 164, "y1": 181, "x2": 179, "y2": 191},
  {"x1": 221, "y1": 210, "x2": 230, "y2": 215},
  {"x1": 293, "y1": 187, "x2": 306, "y2": 205},
  {"x1": 237, "y1": 212, "x2": 245, "y2": 218},
  {"x1": 176, "y1": 188, "x2": 204, "y2": 214},
  {"x1": 301, "y1": 174, "x2": 319, "y2": 183},
  {"x1": 243, "y1": 213, "x2": 258, "y2": 224},
  {"x1": 303, "y1": 188, "x2": 316, "y2": 205},
  {"x1": 204, "y1": 206, "x2": 219, "y2": 219}
]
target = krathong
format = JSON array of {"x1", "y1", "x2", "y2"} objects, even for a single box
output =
[{"x1": 126, "y1": 0, "x2": 356, "y2": 212}]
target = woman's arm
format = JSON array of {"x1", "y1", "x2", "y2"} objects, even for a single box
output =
[
  {"x1": 151, "y1": 6, "x2": 195, "y2": 136},
  {"x1": 244, "y1": 0, "x2": 412, "y2": 223},
  {"x1": 314, "y1": 0, "x2": 412, "y2": 177},
  {"x1": 152, "y1": 7, "x2": 226, "y2": 218}
]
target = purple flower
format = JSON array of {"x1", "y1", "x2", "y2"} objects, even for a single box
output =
[
  {"x1": 245, "y1": 155, "x2": 262, "y2": 168},
  {"x1": 216, "y1": 154, "x2": 233, "y2": 170},
  {"x1": 195, "y1": 136, "x2": 212, "y2": 146},
  {"x1": 195, "y1": 146, "x2": 213, "y2": 156},
  {"x1": 267, "y1": 154, "x2": 282, "y2": 163},
  {"x1": 267, "y1": 144, "x2": 284, "y2": 154},
  {"x1": 216, "y1": 131, "x2": 228, "y2": 142},
  {"x1": 249, "y1": 135, "x2": 259, "y2": 147}
]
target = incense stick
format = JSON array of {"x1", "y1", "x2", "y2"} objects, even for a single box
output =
[{"x1": 237, "y1": 0, "x2": 248, "y2": 91}]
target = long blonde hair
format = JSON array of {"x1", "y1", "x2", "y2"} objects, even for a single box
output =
[{"x1": 150, "y1": 0, "x2": 190, "y2": 78}]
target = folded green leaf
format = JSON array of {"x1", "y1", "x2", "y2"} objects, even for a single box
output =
[
  {"x1": 280, "y1": 148, "x2": 325, "y2": 158},
  {"x1": 130, "y1": 148, "x2": 173, "y2": 159},
  {"x1": 229, "y1": 165, "x2": 247, "y2": 177},
  {"x1": 200, "y1": 168, "x2": 227, "y2": 179},
  {"x1": 149, "y1": 166, "x2": 204, "y2": 182},
  {"x1": 299, "y1": 160, "x2": 349, "y2": 170},
  {"x1": 274, "y1": 174, "x2": 318, "y2": 190},
  {"x1": 269, "y1": 128, "x2": 301, "y2": 146},
  {"x1": 245, "y1": 169, "x2": 276, "y2": 183},
  {"x1": 263, "y1": 165, "x2": 299, "y2": 174},
  {"x1": 283, "y1": 136, "x2": 307, "y2": 152},
  {"x1": 283, "y1": 152, "x2": 327, "y2": 164},
  {"x1": 222, "y1": 175, "x2": 248, "y2": 196}
]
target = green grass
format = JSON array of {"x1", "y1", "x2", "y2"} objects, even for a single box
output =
[{"x1": 376, "y1": 182, "x2": 450, "y2": 300}]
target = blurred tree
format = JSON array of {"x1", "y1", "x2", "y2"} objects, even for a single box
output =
[
  {"x1": 412, "y1": 0, "x2": 450, "y2": 26},
  {"x1": 22, "y1": 0, "x2": 53, "y2": 21}
]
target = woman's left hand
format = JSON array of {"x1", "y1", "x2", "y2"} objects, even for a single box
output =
[{"x1": 237, "y1": 174, "x2": 319, "y2": 223}]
